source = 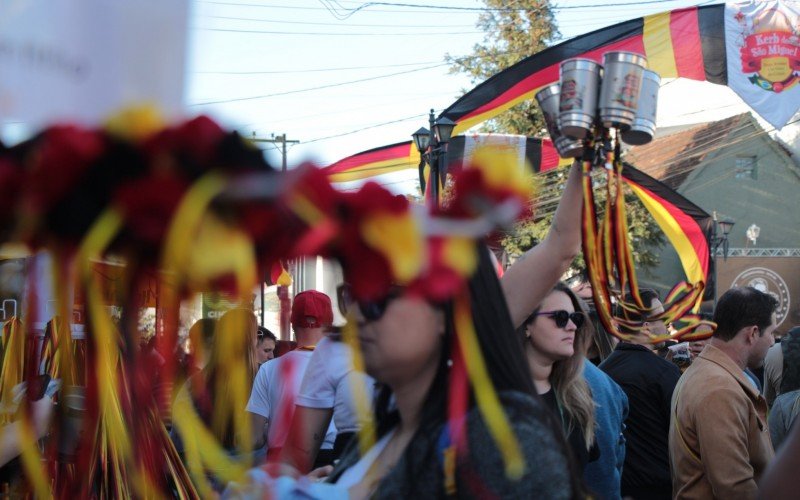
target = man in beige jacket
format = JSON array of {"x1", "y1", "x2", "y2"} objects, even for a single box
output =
[{"x1": 669, "y1": 287, "x2": 778, "y2": 499}]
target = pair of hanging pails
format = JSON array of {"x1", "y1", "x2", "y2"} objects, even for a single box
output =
[{"x1": 536, "y1": 51, "x2": 660, "y2": 158}]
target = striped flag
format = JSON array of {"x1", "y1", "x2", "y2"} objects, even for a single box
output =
[{"x1": 441, "y1": 5, "x2": 725, "y2": 134}]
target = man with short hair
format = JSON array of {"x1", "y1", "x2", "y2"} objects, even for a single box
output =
[
  {"x1": 670, "y1": 286, "x2": 778, "y2": 499},
  {"x1": 247, "y1": 290, "x2": 337, "y2": 465},
  {"x1": 600, "y1": 289, "x2": 680, "y2": 500},
  {"x1": 255, "y1": 326, "x2": 277, "y2": 365}
]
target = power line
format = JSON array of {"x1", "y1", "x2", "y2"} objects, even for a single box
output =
[
  {"x1": 192, "y1": 47, "x2": 535, "y2": 76},
  {"x1": 193, "y1": 59, "x2": 443, "y2": 74},
  {"x1": 201, "y1": 0, "x2": 692, "y2": 14},
  {"x1": 301, "y1": 112, "x2": 429, "y2": 144},
  {"x1": 190, "y1": 63, "x2": 448, "y2": 106},
  {"x1": 196, "y1": 26, "x2": 482, "y2": 35},
  {"x1": 201, "y1": 14, "x2": 475, "y2": 28}
]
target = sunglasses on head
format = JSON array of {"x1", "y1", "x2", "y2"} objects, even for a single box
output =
[
  {"x1": 534, "y1": 310, "x2": 585, "y2": 329},
  {"x1": 336, "y1": 284, "x2": 403, "y2": 322}
]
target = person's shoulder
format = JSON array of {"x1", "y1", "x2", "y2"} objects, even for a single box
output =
[
  {"x1": 584, "y1": 358, "x2": 612, "y2": 383},
  {"x1": 584, "y1": 359, "x2": 626, "y2": 398},
  {"x1": 773, "y1": 389, "x2": 800, "y2": 412},
  {"x1": 765, "y1": 342, "x2": 783, "y2": 364},
  {"x1": 465, "y1": 390, "x2": 552, "y2": 437},
  {"x1": 259, "y1": 354, "x2": 288, "y2": 376},
  {"x1": 463, "y1": 390, "x2": 572, "y2": 498},
  {"x1": 653, "y1": 354, "x2": 682, "y2": 378}
]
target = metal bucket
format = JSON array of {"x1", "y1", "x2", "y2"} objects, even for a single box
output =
[
  {"x1": 58, "y1": 386, "x2": 86, "y2": 460},
  {"x1": 554, "y1": 136, "x2": 583, "y2": 158},
  {"x1": 621, "y1": 69, "x2": 660, "y2": 145},
  {"x1": 558, "y1": 58, "x2": 602, "y2": 139},
  {"x1": 535, "y1": 84, "x2": 583, "y2": 158},
  {"x1": 598, "y1": 51, "x2": 647, "y2": 129}
]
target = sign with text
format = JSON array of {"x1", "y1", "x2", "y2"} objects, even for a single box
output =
[
  {"x1": 0, "y1": 0, "x2": 188, "y2": 126},
  {"x1": 726, "y1": 0, "x2": 800, "y2": 129}
]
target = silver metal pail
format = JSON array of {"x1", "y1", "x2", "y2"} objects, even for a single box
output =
[
  {"x1": 558, "y1": 58, "x2": 601, "y2": 139},
  {"x1": 554, "y1": 136, "x2": 583, "y2": 158},
  {"x1": 598, "y1": 51, "x2": 647, "y2": 129},
  {"x1": 535, "y1": 84, "x2": 583, "y2": 158},
  {"x1": 58, "y1": 386, "x2": 86, "y2": 460},
  {"x1": 621, "y1": 69, "x2": 660, "y2": 145}
]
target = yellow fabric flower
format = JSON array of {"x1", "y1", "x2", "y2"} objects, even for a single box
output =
[
  {"x1": 442, "y1": 236, "x2": 478, "y2": 277},
  {"x1": 469, "y1": 146, "x2": 534, "y2": 200},
  {"x1": 360, "y1": 211, "x2": 423, "y2": 283},
  {"x1": 104, "y1": 105, "x2": 165, "y2": 141}
]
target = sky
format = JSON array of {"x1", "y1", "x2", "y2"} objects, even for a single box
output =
[{"x1": 186, "y1": 0, "x2": 761, "y2": 187}]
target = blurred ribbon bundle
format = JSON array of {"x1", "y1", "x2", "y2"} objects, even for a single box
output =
[{"x1": 0, "y1": 108, "x2": 534, "y2": 497}]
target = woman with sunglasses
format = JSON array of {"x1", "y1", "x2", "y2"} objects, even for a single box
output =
[
  {"x1": 518, "y1": 282, "x2": 598, "y2": 473},
  {"x1": 318, "y1": 246, "x2": 584, "y2": 499}
]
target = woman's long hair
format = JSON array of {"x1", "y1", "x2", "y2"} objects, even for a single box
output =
[
  {"x1": 196, "y1": 308, "x2": 258, "y2": 449},
  {"x1": 520, "y1": 282, "x2": 596, "y2": 447},
  {"x1": 373, "y1": 245, "x2": 582, "y2": 496}
]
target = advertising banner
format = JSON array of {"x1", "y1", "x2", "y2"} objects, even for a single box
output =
[
  {"x1": 0, "y1": 0, "x2": 188, "y2": 126},
  {"x1": 726, "y1": 0, "x2": 800, "y2": 129}
]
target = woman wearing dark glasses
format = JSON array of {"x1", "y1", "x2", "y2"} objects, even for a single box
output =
[
  {"x1": 324, "y1": 246, "x2": 583, "y2": 499},
  {"x1": 265, "y1": 161, "x2": 588, "y2": 497},
  {"x1": 518, "y1": 283, "x2": 599, "y2": 474}
]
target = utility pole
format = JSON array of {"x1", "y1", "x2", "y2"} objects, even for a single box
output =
[
  {"x1": 250, "y1": 133, "x2": 299, "y2": 341},
  {"x1": 251, "y1": 133, "x2": 299, "y2": 172}
]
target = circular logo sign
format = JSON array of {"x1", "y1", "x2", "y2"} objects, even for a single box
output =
[{"x1": 731, "y1": 267, "x2": 791, "y2": 326}]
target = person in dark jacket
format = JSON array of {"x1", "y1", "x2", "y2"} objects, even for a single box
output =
[{"x1": 600, "y1": 289, "x2": 680, "y2": 500}]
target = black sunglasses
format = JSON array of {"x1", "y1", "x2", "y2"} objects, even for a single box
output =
[
  {"x1": 336, "y1": 284, "x2": 403, "y2": 322},
  {"x1": 534, "y1": 310, "x2": 585, "y2": 329}
]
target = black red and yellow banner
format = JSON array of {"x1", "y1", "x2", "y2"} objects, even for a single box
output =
[
  {"x1": 324, "y1": 136, "x2": 567, "y2": 183},
  {"x1": 325, "y1": 141, "x2": 421, "y2": 183},
  {"x1": 323, "y1": 136, "x2": 714, "y2": 291},
  {"x1": 620, "y1": 163, "x2": 713, "y2": 297},
  {"x1": 441, "y1": 4, "x2": 726, "y2": 134}
]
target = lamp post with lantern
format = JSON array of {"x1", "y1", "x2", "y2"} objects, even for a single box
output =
[
  {"x1": 411, "y1": 109, "x2": 456, "y2": 209},
  {"x1": 710, "y1": 212, "x2": 735, "y2": 307}
]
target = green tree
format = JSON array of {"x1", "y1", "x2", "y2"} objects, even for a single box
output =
[{"x1": 445, "y1": 0, "x2": 560, "y2": 136}]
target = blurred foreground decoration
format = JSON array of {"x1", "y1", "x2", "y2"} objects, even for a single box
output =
[{"x1": 0, "y1": 111, "x2": 534, "y2": 496}]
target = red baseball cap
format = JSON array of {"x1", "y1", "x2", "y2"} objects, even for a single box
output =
[{"x1": 291, "y1": 290, "x2": 333, "y2": 328}]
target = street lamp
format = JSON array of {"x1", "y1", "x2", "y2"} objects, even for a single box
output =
[
  {"x1": 412, "y1": 109, "x2": 456, "y2": 208},
  {"x1": 710, "y1": 212, "x2": 735, "y2": 306}
]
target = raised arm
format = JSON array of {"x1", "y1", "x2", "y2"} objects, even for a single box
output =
[{"x1": 502, "y1": 160, "x2": 583, "y2": 328}]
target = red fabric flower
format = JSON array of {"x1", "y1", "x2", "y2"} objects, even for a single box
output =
[
  {"x1": 0, "y1": 158, "x2": 22, "y2": 217},
  {"x1": 143, "y1": 115, "x2": 226, "y2": 167},
  {"x1": 26, "y1": 125, "x2": 106, "y2": 212},
  {"x1": 114, "y1": 175, "x2": 189, "y2": 249}
]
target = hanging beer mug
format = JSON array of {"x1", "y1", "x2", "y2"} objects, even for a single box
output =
[
  {"x1": 535, "y1": 83, "x2": 583, "y2": 158},
  {"x1": 621, "y1": 69, "x2": 660, "y2": 145},
  {"x1": 598, "y1": 51, "x2": 647, "y2": 130},
  {"x1": 558, "y1": 58, "x2": 602, "y2": 139}
]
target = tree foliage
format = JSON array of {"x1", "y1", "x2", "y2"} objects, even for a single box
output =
[{"x1": 445, "y1": 0, "x2": 559, "y2": 136}]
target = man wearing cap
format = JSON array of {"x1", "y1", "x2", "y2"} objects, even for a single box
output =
[
  {"x1": 247, "y1": 290, "x2": 337, "y2": 466},
  {"x1": 669, "y1": 287, "x2": 778, "y2": 499}
]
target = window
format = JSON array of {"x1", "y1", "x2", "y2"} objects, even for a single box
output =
[{"x1": 735, "y1": 156, "x2": 757, "y2": 180}]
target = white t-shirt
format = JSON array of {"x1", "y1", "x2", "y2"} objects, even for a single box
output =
[
  {"x1": 296, "y1": 337, "x2": 376, "y2": 434},
  {"x1": 246, "y1": 349, "x2": 336, "y2": 451}
]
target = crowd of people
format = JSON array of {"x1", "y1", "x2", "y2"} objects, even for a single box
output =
[
  {"x1": 162, "y1": 270, "x2": 796, "y2": 499},
  {"x1": 155, "y1": 160, "x2": 797, "y2": 499},
  {"x1": 2, "y1": 161, "x2": 795, "y2": 498}
]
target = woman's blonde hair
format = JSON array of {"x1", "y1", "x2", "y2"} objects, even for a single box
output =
[
  {"x1": 521, "y1": 282, "x2": 596, "y2": 447},
  {"x1": 202, "y1": 308, "x2": 258, "y2": 448}
]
